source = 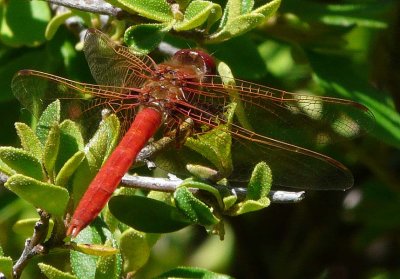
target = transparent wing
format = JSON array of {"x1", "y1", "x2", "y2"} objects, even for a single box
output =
[
  {"x1": 11, "y1": 70, "x2": 141, "y2": 135},
  {"x1": 83, "y1": 28, "x2": 157, "y2": 88},
  {"x1": 183, "y1": 75, "x2": 374, "y2": 149}
]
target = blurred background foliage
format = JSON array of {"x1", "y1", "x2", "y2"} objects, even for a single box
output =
[{"x1": 0, "y1": 0, "x2": 400, "y2": 278}]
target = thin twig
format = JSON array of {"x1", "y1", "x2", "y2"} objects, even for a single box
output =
[
  {"x1": 13, "y1": 210, "x2": 50, "y2": 279},
  {"x1": 122, "y1": 174, "x2": 305, "y2": 203},
  {"x1": 48, "y1": 0, "x2": 129, "y2": 19}
]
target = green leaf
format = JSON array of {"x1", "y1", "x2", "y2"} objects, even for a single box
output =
[
  {"x1": 95, "y1": 249, "x2": 122, "y2": 279},
  {"x1": 0, "y1": 158, "x2": 13, "y2": 176},
  {"x1": 230, "y1": 197, "x2": 270, "y2": 215},
  {"x1": 85, "y1": 114, "x2": 119, "y2": 169},
  {"x1": 107, "y1": 0, "x2": 173, "y2": 22},
  {"x1": 174, "y1": 1, "x2": 222, "y2": 31},
  {"x1": 155, "y1": 266, "x2": 233, "y2": 279},
  {"x1": 120, "y1": 229, "x2": 157, "y2": 274},
  {"x1": 253, "y1": 0, "x2": 281, "y2": 18},
  {"x1": 208, "y1": 13, "x2": 265, "y2": 43},
  {"x1": 246, "y1": 162, "x2": 272, "y2": 200},
  {"x1": 56, "y1": 120, "x2": 84, "y2": 172},
  {"x1": 70, "y1": 226, "x2": 102, "y2": 279},
  {"x1": 12, "y1": 218, "x2": 54, "y2": 239},
  {"x1": 179, "y1": 178, "x2": 224, "y2": 209},
  {"x1": 109, "y1": 195, "x2": 192, "y2": 233},
  {"x1": 55, "y1": 151, "x2": 85, "y2": 187},
  {"x1": 45, "y1": 10, "x2": 74, "y2": 40},
  {"x1": 184, "y1": 104, "x2": 234, "y2": 176},
  {"x1": 38, "y1": 263, "x2": 78, "y2": 279},
  {"x1": 36, "y1": 100, "x2": 61, "y2": 146},
  {"x1": 5, "y1": 174, "x2": 69, "y2": 216},
  {"x1": 43, "y1": 123, "x2": 60, "y2": 178},
  {"x1": 15, "y1": 122, "x2": 42, "y2": 159},
  {"x1": 241, "y1": 0, "x2": 254, "y2": 14},
  {"x1": 174, "y1": 187, "x2": 219, "y2": 226},
  {"x1": 0, "y1": 147, "x2": 44, "y2": 181},
  {"x1": 124, "y1": 23, "x2": 170, "y2": 54},
  {"x1": 0, "y1": 0, "x2": 51, "y2": 47},
  {"x1": 228, "y1": 162, "x2": 272, "y2": 215},
  {"x1": 0, "y1": 256, "x2": 13, "y2": 279},
  {"x1": 71, "y1": 243, "x2": 118, "y2": 257}
]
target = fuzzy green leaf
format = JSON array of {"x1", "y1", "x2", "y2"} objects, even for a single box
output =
[
  {"x1": 70, "y1": 226, "x2": 102, "y2": 279},
  {"x1": 5, "y1": 174, "x2": 69, "y2": 216},
  {"x1": 0, "y1": 256, "x2": 13, "y2": 279},
  {"x1": 124, "y1": 23, "x2": 170, "y2": 54},
  {"x1": 71, "y1": 243, "x2": 118, "y2": 257},
  {"x1": 120, "y1": 229, "x2": 156, "y2": 274},
  {"x1": 0, "y1": 147, "x2": 44, "y2": 181},
  {"x1": 0, "y1": 159, "x2": 13, "y2": 176},
  {"x1": 15, "y1": 122, "x2": 42, "y2": 159},
  {"x1": 55, "y1": 151, "x2": 85, "y2": 187},
  {"x1": 56, "y1": 120, "x2": 84, "y2": 172},
  {"x1": 43, "y1": 123, "x2": 60, "y2": 178},
  {"x1": 156, "y1": 266, "x2": 233, "y2": 279},
  {"x1": 253, "y1": 0, "x2": 281, "y2": 18},
  {"x1": 184, "y1": 104, "x2": 235, "y2": 176},
  {"x1": 209, "y1": 13, "x2": 264, "y2": 43},
  {"x1": 12, "y1": 218, "x2": 54, "y2": 239},
  {"x1": 85, "y1": 114, "x2": 119, "y2": 169},
  {"x1": 174, "y1": 0, "x2": 222, "y2": 31},
  {"x1": 109, "y1": 195, "x2": 192, "y2": 233},
  {"x1": 38, "y1": 263, "x2": 78, "y2": 279},
  {"x1": 36, "y1": 100, "x2": 61, "y2": 145},
  {"x1": 230, "y1": 197, "x2": 270, "y2": 215},
  {"x1": 246, "y1": 162, "x2": 272, "y2": 200},
  {"x1": 174, "y1": 187, "x2": 219, "y2": 226},
  {"x1": 107, "y1": 0, "x2": 173, "y2": 22},
  {"x1": 95, "y1": 250, "x2": 122, "y2": 279}
]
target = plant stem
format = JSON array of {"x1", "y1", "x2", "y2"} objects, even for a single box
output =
[
  {"x1": 13, "y1": 210, "x2": 50, "y2": 279},
  {"x1": 121, "y1": 174, "x2": 305, "y2": 203}
]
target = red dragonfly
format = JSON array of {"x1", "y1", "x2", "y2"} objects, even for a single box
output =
[{"x1": 12, "y1": 29, "x2": 373, "y2": 237}]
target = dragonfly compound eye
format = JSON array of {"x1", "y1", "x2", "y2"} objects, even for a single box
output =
[{"x1": 172, "y1": 49, "x2": 216, "y2": 75}]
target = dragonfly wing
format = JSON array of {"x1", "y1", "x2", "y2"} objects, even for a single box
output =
[
  {"x1": 167, "y1": 102, "x2": 353, "y2": 190},
  {"x1": 188, "y1": 75, "x2": 374, "y2": 149},
  {"x1": 11, "y1": 70, "x2": 140, "y2": 135},
  {"x1": 83, "y1": 28, "x2": 157, "y2": 88}
]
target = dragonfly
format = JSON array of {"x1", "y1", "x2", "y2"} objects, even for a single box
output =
[{"x1": 11, "y1": 29, "x2": 374, "y2": 237}]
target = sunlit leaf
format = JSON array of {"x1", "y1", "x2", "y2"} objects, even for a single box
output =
[
  {"x1": 38, "y1": 263, "x2": 78, "y2": 279},
  {"x1": 55, "y1": 151, "x2": 85, "y2": 187},
  {"x1": 174, "y1": 0, "x2": 222, "y2": 31},
  {"x1": 5, "y1": 174, "x2": 69, "y2": 216},
  {"x1": 43, "y1": 123, "x2": 60, "y2": 178},
  {"x1": 0, "y1": 147, "x2": 43, "y2": 181},
  {"x1": 107, "y1": 0, "x2": 173, "y2": 22},
  {"x1": 36, "y1": 100, "x2": 61, "y2": 145},
  {"x1": 15, "y1": 122, "x2": 42, "y2": 159}
]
